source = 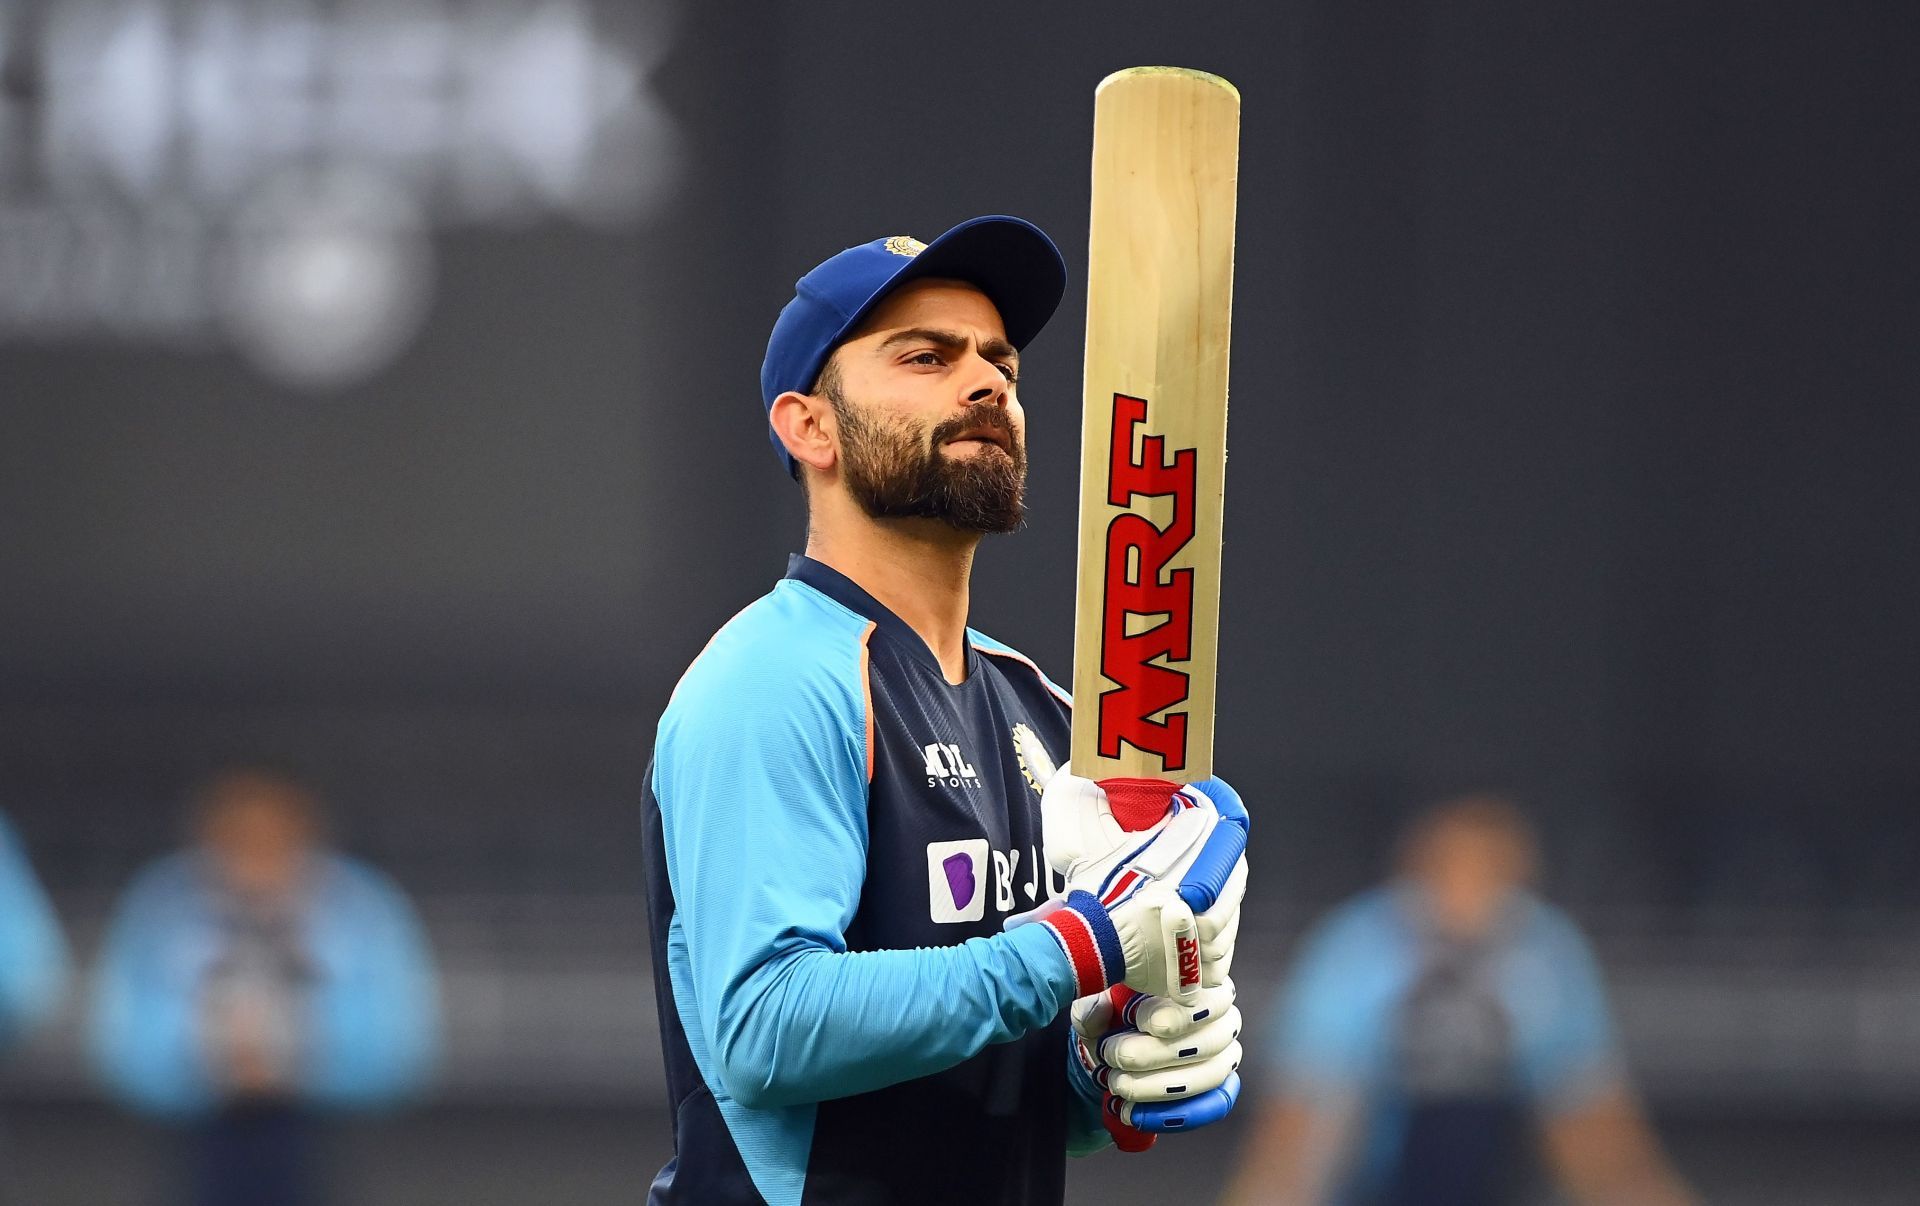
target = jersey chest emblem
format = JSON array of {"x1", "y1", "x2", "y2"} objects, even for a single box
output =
[{"x1": 921, "y1": 741, "x2": 981, "y2": 788}]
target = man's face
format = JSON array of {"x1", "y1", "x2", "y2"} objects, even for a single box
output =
[
  {"x1": 817, "y1": 279, "x2": 1027, "y2": 533},
  {"x1": 1410, "y1": 819, "x2": 1533, "y2": 939},
  {"x1": 200, "y1": 780, "x2": 317, "y2": 902}
]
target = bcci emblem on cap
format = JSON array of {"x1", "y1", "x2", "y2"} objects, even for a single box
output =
[{"x1": 883, "y1": 235, "x2": 927, "y2": 257}]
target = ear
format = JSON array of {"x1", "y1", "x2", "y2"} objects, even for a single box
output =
[{"x1": 770, "y1": 389, "x2": 837, "y2": 475}]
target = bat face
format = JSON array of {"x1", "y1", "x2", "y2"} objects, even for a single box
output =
[{"x1": 1071, "y1": 68, "x2": 1240, "y2": 786}]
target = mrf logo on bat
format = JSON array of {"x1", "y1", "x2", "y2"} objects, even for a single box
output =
[{"x1": 1095, "y1": 392, "x2": 1198, "y2": 771}]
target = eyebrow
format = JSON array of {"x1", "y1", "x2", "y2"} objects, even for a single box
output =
[{"x1": 877, "y1": 326, "x2": 1020, "y2": 367}]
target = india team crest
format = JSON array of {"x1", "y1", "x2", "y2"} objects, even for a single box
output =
[
  {"x1": 883, "y1": 235, "x2": 926, "y2": 257},
  {"x1": 1011, "y1": 723, "x2": 1057, "y2": 797}
]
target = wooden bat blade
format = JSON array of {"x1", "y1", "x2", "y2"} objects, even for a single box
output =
[{"x1": 1071, "y1": 67, "x2": 1241, "y2": 786}]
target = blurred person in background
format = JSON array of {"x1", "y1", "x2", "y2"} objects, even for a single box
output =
[
  {"x1": 87, "y1": 766, "x2": 441, "y2": 1206},
  {"x1": 1, "y1": 810, "x2": 71, "y2": 1204},
  {"x1": 0, "y1": 811, "x2": 70, "y2": 1052},
  {"x1": 1219, "y1": 795, "x2": 1695, "y2": 1206}
]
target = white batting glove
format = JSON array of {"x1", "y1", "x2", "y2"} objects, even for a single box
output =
[
  {"x1": 1006, "y1": 783, "x2": 1212, "y2": 999},
  {"x1": 1070, "y1": 981, "x2": 1245, "y2": 1132},
  {"x1": 1007, "y1": 769, "x2": 1245, "y2": 1002}
]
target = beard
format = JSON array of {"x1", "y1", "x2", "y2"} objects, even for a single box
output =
[{"x1": 828, "y1": 385, "x2": 1027, "y2": 534}]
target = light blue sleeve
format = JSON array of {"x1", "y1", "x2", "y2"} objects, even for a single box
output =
[
  {"x1": 88, "y1": 861, "x2": 220, "y2": 1117},
  {"x1": 658, "y1": 597, "x2": 1078, "y2": 1111},
  {"x1": 302, "y1": 860, "x2": 442, "y2": 1109},
  {"x1": 1270, "y1": 898, "x2": 1395, "y2": 1093},
  {"x1": 1510, "y1": 903, "x2": 1620, "y2": 1111},
  {"x1": 0, "y1": 814, "x2": 70, "y2": 1049}
]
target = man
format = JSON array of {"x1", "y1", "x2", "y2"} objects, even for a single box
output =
[
  {"x1": 0, "y1": 810, "x2": 68, "y2": 1054},
  {"x1": 0, "y1": 809, "x2": 70, "y2": 1205},
  {"x1": 1218, "y1": 795, "x2": 1695, "y2": 1206},
  {"x1": 641, "y1": 217, "x2": 1248, "y2": 1205},
  {"x1": 89, "y1": 767, "x2": 441, "y2": 1206}
]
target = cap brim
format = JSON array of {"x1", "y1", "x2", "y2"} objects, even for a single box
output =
[{"x1": 838, "y1": 215, "x2": 1068, "y2": 354}]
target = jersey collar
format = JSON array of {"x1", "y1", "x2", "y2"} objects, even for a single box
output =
[{"x1": 785, "y1": 554, "x2": 969, "y2": 678}]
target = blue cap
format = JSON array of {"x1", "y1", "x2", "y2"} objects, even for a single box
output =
[{"x1": 759, "y1": 215, "x2": 1068, "y2": 474}]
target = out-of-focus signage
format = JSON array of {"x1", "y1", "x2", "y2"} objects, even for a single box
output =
[{"x1": 0, "y1": 0, "x2": 681, "y2": 387}]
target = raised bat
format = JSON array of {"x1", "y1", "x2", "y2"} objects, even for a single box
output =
[{"x1": 1071, "y1": 64, "x2": 1241, "y2": 1153}]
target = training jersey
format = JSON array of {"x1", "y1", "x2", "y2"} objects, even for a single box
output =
[
  {"x1": 1267, "y1": 887, "x2": 1619, "y2": 1206},
  {"x1": 642, "y1": 556, "x2": 1105, "y2": 1206}
]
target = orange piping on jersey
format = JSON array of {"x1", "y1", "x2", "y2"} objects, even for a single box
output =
[
  {"x1": 859, "y1": 621, "x2": 878, "y2": 783},
  {"x1": 972, "y1": 643, "x2": 1074, "y2": 709}
]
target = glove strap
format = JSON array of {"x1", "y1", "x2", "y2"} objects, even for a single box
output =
[{"x1": 1039, "y1": 890, "x2": 1126, "y2": 997}]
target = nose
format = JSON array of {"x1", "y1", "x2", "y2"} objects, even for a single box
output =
[{"x1": 961, "y1": 352, "x2": 1010, "y2": 407}]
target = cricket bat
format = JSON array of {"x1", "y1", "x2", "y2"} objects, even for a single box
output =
[{"x1": 1071, "y1": 65, "x2": 1240, "y2": 1153}]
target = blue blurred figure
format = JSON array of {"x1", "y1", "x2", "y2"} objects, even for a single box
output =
[
  {"x1": 1, "y1": 810, "x2": 70, "y2": 1206},
  {"x1": 88, "y1": 767, "x2": 441, "y2": 1206},
  {"x1": 1220, "y1": 795, "x2": 1694, "y2": 1206},
  {"x1": 0, "y1": 811, "x2": 70, "y2": 1053}
]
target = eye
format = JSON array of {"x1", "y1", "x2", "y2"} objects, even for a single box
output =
[
  {"x1": 994, "y1": 362, "x2": 1019, "y2": 383},
  {"x1": 905, "y1": 350, "x2": 945, "y2": 367}
]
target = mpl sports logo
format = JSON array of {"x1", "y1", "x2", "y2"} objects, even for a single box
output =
[
  {"x1": 922, "y1": 741, "x2": 981, "y2": 788},
  {"x1": 1097, "y1": 393, "x2": 1198, "y2": 771}
]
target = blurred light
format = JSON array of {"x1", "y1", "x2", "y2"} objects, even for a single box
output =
[{"x1": 220, "y1": 167, "x2": 434, "y2": 390}]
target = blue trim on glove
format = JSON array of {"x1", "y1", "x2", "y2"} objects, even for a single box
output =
[{"x1": 1121, "y1": 1071, "x2": 1242, "y2": 1133}]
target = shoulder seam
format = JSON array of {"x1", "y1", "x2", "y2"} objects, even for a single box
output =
[{"x1": 970, "y1": 640, "x2": 1072, "y2": 708}]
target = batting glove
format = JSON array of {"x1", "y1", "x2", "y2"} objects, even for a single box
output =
[
  {"x1": 1006, "y1": 770, "x2": 1245, "y2": 1002},
  {"x1": 1070, "y1": 981, "x2": 1244, "y2": 1132}
]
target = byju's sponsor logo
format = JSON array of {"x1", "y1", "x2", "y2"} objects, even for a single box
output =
[
  {"x1": 922, "y1": 742, "x2": 981, "y2": 788},
  {"x1": 926, "y1": 839, "x2": 989, "y2": 923},
  {"x1": 927, "y1": 839, "x2": 1065, "y2": 923}
]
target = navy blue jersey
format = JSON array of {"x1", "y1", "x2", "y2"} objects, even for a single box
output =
[{"x1": 642, "y1": 556, "x2": 1104, "y2": 1205}]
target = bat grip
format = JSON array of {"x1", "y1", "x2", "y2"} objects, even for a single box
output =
[
  {"x1": 1095, "y1": 776, "x2": 1184, "y2": 1154},
  {"x1": 1099, "y1": 776, "x2": 1185, "y2": 831}
]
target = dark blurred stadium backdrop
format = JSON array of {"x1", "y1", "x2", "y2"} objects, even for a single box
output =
[{"x1": 2, "y1": 1, "x2": 1916, "y2": 1203}]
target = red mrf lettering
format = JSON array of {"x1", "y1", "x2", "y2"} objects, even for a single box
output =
[
  {"x1": 1097, "y1": 393, "x2": 1197, "y2": 770},
  {"x1": 1177, "y1": 933, "x2": 1202, "y2": 991}
]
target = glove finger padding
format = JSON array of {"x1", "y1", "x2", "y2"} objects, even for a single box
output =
[
  {"x1": 1098, "y1": 1006, "x2": 1242, "y2": 1073},
  {"x1": 1069, "y1": 992, "x2": 1115, "y2": 1041},
  {"x1": 1200, "y1": 908, "x2": 1238, "y2": 984},
  {"x1": 1128, "y1": 980, "x2": 1237, "y2": 1040},
  {"x1": 1196, "y1": 856, "x2": 1247, "y2": 943},
  {"x1": 1118, "y1": 1073, "x2": 1241, "y2": 1133},
  {"x1": 1104, "y1": 1041, "x2": 1243, "y2": 1103},
  {"x1": 1109, "y1": 885, "x2": 1200, "y2": 1000}
]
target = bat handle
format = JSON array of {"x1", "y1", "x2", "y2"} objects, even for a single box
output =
[
  {"x1": 1098, "y1": 776, "x2": 1187, "y2": 832},
  {"x1": 1095, "y1": 776, "x2": 1185, "y2": 1154}
]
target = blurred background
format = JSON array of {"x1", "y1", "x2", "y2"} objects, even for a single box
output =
[{"x1": 1, "y1": 1, "x2": 1915, "y2": 1203}]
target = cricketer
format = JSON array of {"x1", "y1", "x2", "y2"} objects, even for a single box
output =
[{"x1": 639, "y1": 217, "x2": 1249, "y2": 1204}]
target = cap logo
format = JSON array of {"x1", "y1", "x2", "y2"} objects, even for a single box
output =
[{"x1": 884, "y1": 235, "x2": 927, "y2": 258}]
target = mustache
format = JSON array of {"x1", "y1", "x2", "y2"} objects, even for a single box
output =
[{"x1": 930, "y1": 403, "x2": 1019, "y2": 450}]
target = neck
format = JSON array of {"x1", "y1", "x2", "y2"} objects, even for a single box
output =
[{"x1": 805, "y1": 493, "x2": 980, "y2": 684}]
